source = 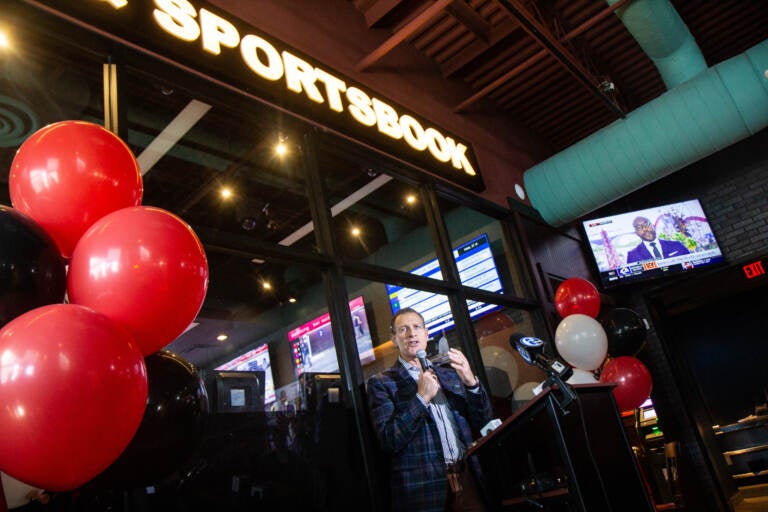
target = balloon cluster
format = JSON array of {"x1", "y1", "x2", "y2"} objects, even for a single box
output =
[
  {"x1": 0, "y1": 121, "x2": 210, "y2": 494},
  {"x1": 553, "y1": 277, "x2": 653, "y2": 412}
]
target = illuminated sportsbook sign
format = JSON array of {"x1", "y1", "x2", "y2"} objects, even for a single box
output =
[{"x1": 33, "y1": 0, "x2": 484, "y2": 190}]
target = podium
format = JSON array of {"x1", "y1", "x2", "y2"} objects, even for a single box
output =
[{"x1": 468, "y1": 383, "x2": 655, "y2": 511}]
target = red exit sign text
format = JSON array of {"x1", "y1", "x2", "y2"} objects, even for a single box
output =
[{"x1": 743, "y1": 260, "x2": 765, "y2": 279}]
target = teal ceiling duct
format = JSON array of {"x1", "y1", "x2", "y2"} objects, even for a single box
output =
[
  {"x1": 606, "y1": 0, "x2": 706, "y2": 88},
  {"x1": 523, "y1": 0, "x2": 768, "y2": 226}
]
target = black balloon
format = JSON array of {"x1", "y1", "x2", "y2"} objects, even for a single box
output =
[
  {"x1": 600, "y1": 307, "x2": 647, "y2": 357},
  {"x1": 0, "y1": 205, "x2": 67, "y2": 327},
  {"x1": 91, "y1": 350, "x2": 209, "y2": 489}
]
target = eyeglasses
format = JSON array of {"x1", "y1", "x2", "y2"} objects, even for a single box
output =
[{"x1": 395, "y1": 324, "x2": 425, "y2": 335}]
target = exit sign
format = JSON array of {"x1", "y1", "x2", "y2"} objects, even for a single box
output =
[{"x1": 743, "y1": 260, "x2": 765, "y2": 279}]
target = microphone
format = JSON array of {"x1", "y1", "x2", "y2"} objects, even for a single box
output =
[
  {"x1": 416, "y1": 349, "x2": 432, "y2": 372},
  {"x1": 509, "y1": 333, "x2": 573, "y2": 381}
]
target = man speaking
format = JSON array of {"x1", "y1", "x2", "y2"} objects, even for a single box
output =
[{"x1": 626, "y1": 216, "x2": 690, "y2": 263}]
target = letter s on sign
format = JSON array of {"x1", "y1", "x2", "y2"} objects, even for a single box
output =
[{"x1": 154, "y1": 0, "x2": 201, "y2": 42}]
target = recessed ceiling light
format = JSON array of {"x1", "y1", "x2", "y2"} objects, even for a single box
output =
[
  {"x1": 288, "y1": 297, "x2": 297, "y2": 303},
  {"x1": 216, "y1": 334, "x2": 228, "y2": 342},
  {"x1": 220, "y1": 187, "x2": 233, "y2": 199},
  {"x1": 351, "y1": 226, "x2": 361, "y2": 237},
  {"x1": 275, "y1": 139, "x2": 288, "y2": 156},
  {"x1": 262, "y1": 281, "x2": 272, "y2": 290},
  {"x1": 405, "y1": 194, "x2": 417, "y2": 204}
]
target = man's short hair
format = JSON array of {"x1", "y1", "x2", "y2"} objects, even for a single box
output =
[
  {"x1": 632, "y1": 216, "x2": 652, "y2": 229},
  {"x1": 390, "y1": 307, "x2": 425, "y2": 334}
]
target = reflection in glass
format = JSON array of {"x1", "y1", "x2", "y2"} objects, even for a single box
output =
[
  {"x1": 437, "y1": 197, "x2": 531, "y2": 299},
  {"x1": 385, "y1": 233, "x2": 504, "y2": 333},
  {"x1": 471, "y1": 307, "x2": 548, "y2": 414},
  {"x1": 316, "y1": 140, "x2": 440, "y2": 272}
]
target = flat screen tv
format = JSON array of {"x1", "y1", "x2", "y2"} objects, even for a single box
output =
[
  {"x1": 385, "y1": 233, "x2": 503, "y2": 335},
  {"x1": 288, "y1": 296, "x2": 374, "y2": 376},
  {"x1": 215, "y1": 343, "x2": 276, "y2": 405},
  {"x1": 581, "y1": 198, "x2": 724, "y2": 288}
]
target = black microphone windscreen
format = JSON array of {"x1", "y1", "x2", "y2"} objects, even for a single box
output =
[
  {"x1": 508, "y1": 332, "x2": 526, "y2": 348},
  {"x1": 416, "y1": 349, "x2": 431, "y2": 371}
]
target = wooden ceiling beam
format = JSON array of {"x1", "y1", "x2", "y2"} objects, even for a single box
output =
[
  {"x1": 493, "y1": 0, "x2": 625, "y2": 116},
  {"x1": 455, "y1": 47, "x2": 547, "y2": 112},
  {"x1": 441, "y1": 17, "x2": 520, "y2": 78},
  {"x1": 455, "y1": 0, "x2": 632, "y2": 114},
  {"x1": 445, "y1": 0, "x2": 492, "y2": 43},
  {"x1": 357, "y1": 0, "x2": 454, "y2": 71},
  {"x1": 360, "y1": 0, "x2": 406, "y2": 28}
]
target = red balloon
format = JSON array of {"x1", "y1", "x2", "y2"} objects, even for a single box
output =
[
  {"x1": 67, "y1": 206, "x2": 209, "y2": 356},
  {"x1": 9, "y1": 121, "x2": 143, "y2": 258},
  {"x1": 0, "y1": 304, "x2": 147, "y2": 491},
  {"x1": 599, "y1": 355, "x2": 653, "y2": 412},
  {"x1": 554, "y1": 277, "x2": 601, "y2": 318}
]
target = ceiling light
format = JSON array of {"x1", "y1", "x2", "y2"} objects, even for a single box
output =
[
  {"x1": 262, "y1": 281, "x2": 272, "y2": 290},
  {"x1": 351, "y1": 226, "x2": 361, "y2": 237},
  {"x1": 216, "y1": 334, "x2": 228, "y2": 342},
  {"x1": 0, "y1": 31, "x2": 9, "y2": 49},
  {"x1": 405, "y1": 194, "x2": 417, "y2": 204},
  {"x1": 275, "y1": 136, "x2": 288, "y2": 156},
  {"x1": 288, "y1": 297, "x2": 297, "y2": 303},
  {"x1": 220, "y1": 187, "x2": 233, "y2": 199}
]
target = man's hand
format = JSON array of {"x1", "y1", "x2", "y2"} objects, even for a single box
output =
[
  {"x1": 447, "y1": 348, "x2": 478, "y2": 387},
  {"x1": 417, "y1": 368, "x2": 440, "y2": 403}
]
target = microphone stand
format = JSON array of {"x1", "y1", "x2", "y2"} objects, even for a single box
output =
[{"x1": 541, "y1": 371, "x2": 577, "y2": 415}]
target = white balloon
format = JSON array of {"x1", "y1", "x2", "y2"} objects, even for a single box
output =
[
  {"x1": 1, "y1": 472, "x2": 42, "y2": 509},
  {"x1": 481, "y1": 345, "x2": 519, "y2": 389},
  {"x1": 555, "y1": 313, "x2": 608, "y2": 371},
  {"x1": 513, "y1": 381, "x2": 540, "y2": 401},
  {"x1": 567, "y1": 368, "x2": 599, "y2": 384}
]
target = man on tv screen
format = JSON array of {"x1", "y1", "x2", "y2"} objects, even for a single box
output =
[{"x1": 627, "y1": 216, "x2": 690, "y2": 263}]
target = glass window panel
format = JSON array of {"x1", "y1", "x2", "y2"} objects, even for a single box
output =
[
  {"x1": 437, "y1": 197, "x2": 531, "y2": 298},
  {"x1": 164, "y1": 260, "x2": 369, "y2": 506},
  {"x1": 0, "y1": 22, "x2": 106, "y2": 204},
  {"x1": 472, "y1": 306, "x2": 546, "y2": 392},
  {"x1": 315, "y1": 139, "x2": 441, "y2": 275},
  {"x1": 167, "y1": 262, "x2": 333, "y2": 406},
  {"x1": 346, "y1": 274, "x2": 460, "y2": 381},
  {"x1": 120, "y1": 63, "x2": 317, "y2": 253},
  {"x1": 4, "y1": 11, "x2": 368, "y2": 508}
]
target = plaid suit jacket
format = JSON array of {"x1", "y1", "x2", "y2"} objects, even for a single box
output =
[{"x1": 366, "y1": 361, "x2": 493, "y2": 511}]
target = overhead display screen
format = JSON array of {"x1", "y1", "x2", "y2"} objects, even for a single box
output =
[{"x1": 385, "y1": 233, "x2": 503, "y2": 335}]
